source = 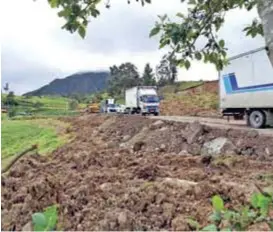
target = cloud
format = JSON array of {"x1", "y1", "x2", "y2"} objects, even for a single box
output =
[{"x1": 1, "y1": 0, "x2": 265, "y2": 94}]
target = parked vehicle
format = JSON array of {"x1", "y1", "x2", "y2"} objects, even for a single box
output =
[
  {"x1": 101, "y1": 98, "x2": 116, "y2": 113},
  {"x1": 125, "y1": 86, "x2": 160, "y2": 116},
  {"x1": 219, "y1": 46, "x2": 273, "y2": 128},
  {"x1": 106, "y1": 103, "x2": 117, "y2": 113},
  {"x1": 115, "y1": 104, "x2": 126, "y2": 113}
]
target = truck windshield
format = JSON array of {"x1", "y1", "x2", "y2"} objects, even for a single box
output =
[
  {"x1": 108, "y1": 104, "x2": 115, "y2": 108},
  {"x1": 141, "y1": 95, "x2": 159, "y2": 103}
]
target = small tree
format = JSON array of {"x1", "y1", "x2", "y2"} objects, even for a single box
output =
[
  {"x1": 142, "y1": 63, "x2": 156, "y2": 86},
  {"x1": 5, "y1": 91, "x2": 18, "y2": 106},
  {"x1": 156, "y1": 56, "x2": 177, "y2": 86}
]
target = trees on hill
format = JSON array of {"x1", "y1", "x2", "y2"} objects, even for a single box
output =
[
  {"x1": 107, "y1": 61, "x2": 171, "y2": 97},
  {"x1": 108, "y1": 62, "x2": 141, "y2": 96}
]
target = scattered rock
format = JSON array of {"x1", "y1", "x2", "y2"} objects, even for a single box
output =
[
  {"x1": 159, "y1": 127, "x2": 168, "y2": 131},
  {"x1": 159, "y1": 144, "x2": 166, "y2": 152},
  {"x1": 184, "y1": 121, "x2": 204, "y2": 144},
  {"x1": 133, "y1": 141, "x2": 145, "y2": 152},
  {"x1": 119, "y1": 143, "x2": 126, "y2": 148},
  {"x1": 162, "y1": 178, "x2": 197, "y2": 188},
  {"x1": 246, "y1": 130, "x2": 259, "y2": 138},
  {"x1": 187, "y1": 143, "x2": 202, "y2": 156},
  {"x1": 178, "y1": 150, "x2": 188, "y2": 156},
  {"x1": 150, "y1": 120, "x2": 164, "y2": 130},
  {"x1": 201, "y1": 137, "x2": 236, "y2": 156},
  {"x1": 100, "y1": 183, "x2": 112, "y2": 191},
  {"x1": 117, "y1": 211, "x2": 133, "y2": 231},
  {"x1": 241, "y1": 147, "x2": 255, "y2": 156},
  {"x1": 171, "y1": 215, "x2": 189, "y2": 231},
  {"x1": 122, "y1": 135, "x2": 131, "y2": 142},
  {"x1": 265, "y1": 146, "x2": 273, "y2": 156},
  {"x1": 106, "y1": 141, "x2": 116, "y2": 149}
]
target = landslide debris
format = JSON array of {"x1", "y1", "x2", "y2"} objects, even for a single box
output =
[{"x1": 2, "y1": 115, "x2": 273, "y2": 231}]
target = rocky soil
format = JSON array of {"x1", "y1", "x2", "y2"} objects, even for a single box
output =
[{"x1": 1, "y1": 115, "x2": 273, "y2": 231}]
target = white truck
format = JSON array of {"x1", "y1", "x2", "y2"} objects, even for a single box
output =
[
  {"x1": 219, "y1": 46, "x2": 273, "y2": 128},
  {"x1": 101, "y1": 98, "x2": 116, "y2": 113},
  {"x1": 125, "y1": 86, "x2": 160, "y2": 115}
]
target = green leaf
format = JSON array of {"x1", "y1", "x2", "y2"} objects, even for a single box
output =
[
  {"x1": 212, "y1": 195, "x2": 224, "y2": 212},
  {"x1": 185, "y1": 60, "x2": 191, "y2": 69},
  {"x1": 32, "y1": 212, "x2": 47, "y2": 231},
  {"x1": 149, "y1": 26, "x2": 161, "y2": 37},
  {"x1": 219, "y1": 40, "x2": 225, "y2": 48},
  {"x1": 58, "y1": 9, "x2": 70, "y2": 18},
  {"x1": 195, "y1": 52, "x2": 202, "y2": 60},
  {"x1": 209, "y1": 212, "x2": 221, "y2": 222},
  {"x1": 49, "y1": 0, "x2": 59, "y2": 8},
  {"x1": 44, "y1": 205, "x2": 58, "y2": 231},
  {"x1": 259, "y1": 196, "x2": 270, "y2": 216},
  {"x1": 78, "y1": 25, "x2": 86, "y2": 38},
  {"x1": 202, "y1": 224, "x2": 217, "y2": 231},
  {"x1": 176, "y1": 12, "x2": 185, "y2": 18},
  {"x1": 251, "y1": 193, "x2": 259, "y2": 208},
  {"x1": 188, "y1": 0, "x2": 196, "y2": 5},
  {"x1": 187, "y1": 218, "x2": 200, "y2": 230}
]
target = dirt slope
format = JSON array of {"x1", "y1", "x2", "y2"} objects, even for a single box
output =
[
  {"x1": 1, "y1": 115, "x2": 273, "y2": 231},
  {"x1": 160, "y1": 81, "x2": 219, "y2": 117}
]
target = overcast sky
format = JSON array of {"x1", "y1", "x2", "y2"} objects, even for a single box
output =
[{"x1": 1, "y1": 0, "x2": 265, "y2": 95}]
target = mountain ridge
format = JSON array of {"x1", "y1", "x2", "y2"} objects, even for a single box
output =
[{"x1": 24, "y1": 71, "x2": 110, "y2": 96}]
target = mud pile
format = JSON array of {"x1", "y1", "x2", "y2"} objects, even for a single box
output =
[{"x1": 2, "y1": 115, "x2": 273, "y2": 231}]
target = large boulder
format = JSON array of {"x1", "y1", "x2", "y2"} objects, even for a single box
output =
[{"x1": 201, "y1": 137, "x2": 236, "y2": 156}]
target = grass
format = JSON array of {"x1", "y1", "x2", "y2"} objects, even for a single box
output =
[
  {"x1": 164, "y1": 92, "x2": 218, "y2": 109},
  {"x1": 1, "y1": 118, "x2": 70, "y2": 168}
]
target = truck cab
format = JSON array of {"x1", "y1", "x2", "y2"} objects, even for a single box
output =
[
  {"x1": 125, "y1": 86, "x2": 160, "y2": 116},
  {"x1": 138, "y1": 92, "x2": 160, "y2": 115}
]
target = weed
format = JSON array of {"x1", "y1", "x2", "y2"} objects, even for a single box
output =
[
  {"x1": 187, "y1": 192, "x2": 273, "y2": 231},
  {"x1": 32, "y1": 205, "x2": 58, "y2": 231}
]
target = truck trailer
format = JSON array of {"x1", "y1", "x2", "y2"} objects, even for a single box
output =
[
  {"x1": 219, "y1": 47, "x2": 273, "y2": 128},
  {"x1": 125, "y1": 86, "x2": 160, "y2": 115}
]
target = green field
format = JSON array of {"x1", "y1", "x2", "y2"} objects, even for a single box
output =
[
  {"x1": 2, "y1": 94, "x2": 85, "y2": 118},
  {"x1": 1, "y1": 118, "x2": 70, "y2": 168}
]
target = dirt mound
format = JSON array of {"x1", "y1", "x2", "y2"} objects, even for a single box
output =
[{"x1": 2, "y1": 115, "x2": 273, "y2": 231}]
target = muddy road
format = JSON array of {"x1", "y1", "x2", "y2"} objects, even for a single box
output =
[
  {"x1": 1, "y1": 115, "x2": 273, "y2": 231},
  {"x1": 151, "y1": 115, "x2": 273, "y2": 136}
]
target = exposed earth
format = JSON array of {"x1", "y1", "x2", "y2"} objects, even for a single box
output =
[{"x1": 1, "y1": 115, "x2": 273, "y2": 231}]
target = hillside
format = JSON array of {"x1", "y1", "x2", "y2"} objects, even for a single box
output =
[
  {"x1": 24, "y1": 71, "x2": 109, "y2": 96},
  {"x1": 159, "y1": 80, "x2": 220, "y2": 117}
]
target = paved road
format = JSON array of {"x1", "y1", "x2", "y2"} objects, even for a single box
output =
[{"x1": 150, "y1": 115, "x2": 273, "y2": 136}]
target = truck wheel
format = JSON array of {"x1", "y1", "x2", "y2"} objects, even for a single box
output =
[
  {"x1": 154, "y1": 112, "x2": 159, "y2": 116},
  {"x1": 248, "y1": 110, "x2": 266, "y2": 128}
]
